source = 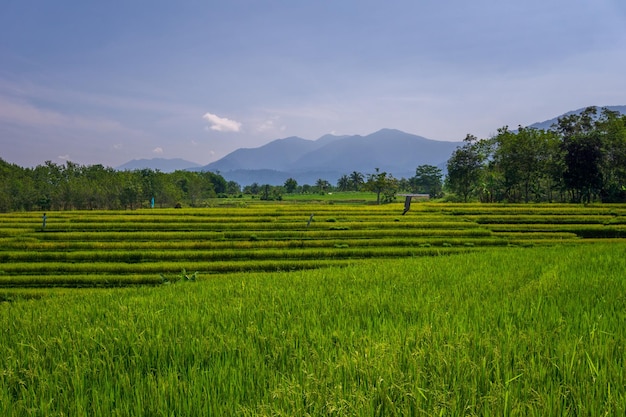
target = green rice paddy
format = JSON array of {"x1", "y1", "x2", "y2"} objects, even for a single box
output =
[{"x1": 1, "y1": 202, "x2": 625, "y2": 415}]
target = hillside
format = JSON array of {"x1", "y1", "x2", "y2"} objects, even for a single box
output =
[
  {"x1": 528, "y1": 105, "x2": 626, "y2": 130},
  {"x1": 116, "y1": 158, "x2": 200, "y2": 172},
  {"x1": 116, "y1": 105, "x2": 626, "y2": 186},
  {"x1": 201, "y1": 129, "x2": 461, "y2": 185}
]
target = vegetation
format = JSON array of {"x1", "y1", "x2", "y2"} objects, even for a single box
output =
[
  {"x1": 1, "y1": 242, "x2": 625, "y2": 415},
  {"x1": 3, "y1": 107, "x2": 624, "y2": 208},
  {"x1": 1, "y1": 105, "x2": 625, "y2": 414},
  {"x1": 0, "y1": 161, "x2": 231, "y2": 211},
  {"x1": 0, "y1": 202, "x2": 625, "y2": 291},
  {"x1": 446, "y1": 107, "x2": 626, "y2": 203},
  {"x1": 410, "y1": 164, "x2": 444, "y2": 198}
]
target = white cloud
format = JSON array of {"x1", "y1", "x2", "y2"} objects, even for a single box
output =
[
  {"x1": 254, "y1": 117, "x2": 287, "y2": 134},
  {"x1": 58, "y1": 154, "x2": 70, "y2": 161},
  {"x1": 153, "y1": 147, "x2": 164, "y2": 154},
  {"x1": 202, "y1": 112, "x2": 242, "y2": 132},
  {"x1": 257, "y1": 119, "x2": 275, "y2": 132}
]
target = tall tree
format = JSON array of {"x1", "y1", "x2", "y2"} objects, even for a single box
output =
[
  {"x1": 492, "y1": 127, "x2": 559, "y2": 202},
  {"x1": 366, "y1": 168, "x2": 398, "y2": 204},
  {"x1": 410, "y1": 165, "x2": 443, "y2": 198},
  {"x1": 445, "y1": 135, "x2": 485, "y2": 202},
  {"x1": 284, "y1": 178, "x2": 298, "y2": 193},
  {"x1": 553, "y1": 107, "x2": 605, "y2": 203},
  {"x1": 562, "y1": 131, "x2": 604, "y2": 203},
  {"x1": 315, "y1": 178, "x2": 331, "y2": 194},
  {"x1": 596, "y1": 109, "x2": 626, "y2": 202},
  {"x1": 349, "y1": 171, "x2": 365, "y2": 191},
  {"x1": 336, "y1": 175, "x2": 350, "y2": 191}
]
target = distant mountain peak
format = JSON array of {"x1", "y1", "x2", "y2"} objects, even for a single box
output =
[
  {"x1": 528, "y1": 105, "x2": 626, "y2": 131},
  {"x1": 200, "y1": 129, "x2": 462, "y2": 185}
]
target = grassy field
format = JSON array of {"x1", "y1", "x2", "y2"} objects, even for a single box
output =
[
  {"x1": 1, "y1": 202, "x2": 625, "y2": 290},
  {"x1": 1, "y1": 201, "x2": 626, "y2": 415}
]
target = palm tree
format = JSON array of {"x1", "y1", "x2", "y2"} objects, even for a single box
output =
[
  {"x1": 315, "y1": 178, "x2": 331, "y2": 194},
  {"x1": 349, "y1": 171, "x2": 364, "y2": 191},
  {"x1": 336, "y1": 175, "x2": 350, "y2": 191},
  {"x1": 284, "y1": 177, "x2": 298, "y2": 193}
]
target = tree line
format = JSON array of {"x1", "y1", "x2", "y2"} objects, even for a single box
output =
[
  {"x1": 0, "y1": 161, "x2": 236, "y2": 211},
  {"x1": 445, "y1": 107, "x2": 626, "y2": 203},
  {"x1": 243, "y1": 106, "x2": 626, "y2": 204},
  {"x1": 0, "y1": 156, "x2": 445, "y2": 211},
  {"x1": 1, "y1": 106, "x2": 624, "y2": 211}
]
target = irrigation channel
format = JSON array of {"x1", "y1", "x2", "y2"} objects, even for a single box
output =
[{"x1": 1, "y1": 202, "x2": 625, "y2": 290}]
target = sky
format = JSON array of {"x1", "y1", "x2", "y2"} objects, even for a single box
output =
[{"x1": 1, "y1": 0, "x2": 625, "y2": 168}]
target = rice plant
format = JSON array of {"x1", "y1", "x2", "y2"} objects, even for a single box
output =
[{"x1": 1, "y1": 244, "x2": 625, "y2": 415}]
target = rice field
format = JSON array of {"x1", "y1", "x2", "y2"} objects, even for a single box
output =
[
  {"x1": 1, "y1": 202, "x2": 625, "y2": 289},
  {"x1": 1, "y1": 202, "x2": 626, "y2": 415}
]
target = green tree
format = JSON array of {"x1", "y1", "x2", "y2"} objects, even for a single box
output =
[
  {"x1": 0, "y1": 159, "x2": 35, "y2": 211},
  {"x1": 492, "y1": 127, "x2": 559, "y2": 202},
  {"x1": 284, "y1": 178, "x2": 298, "y2": 193},
  {"x1": 336, "y1": 175, "x2": 350, "y2": 191},
  {"x1": 119, "y1": 171, "x2": 142, "y2": 209},
  {"x1": 596, "y1": 109, "x2": 626, "y2": 202},
  {"x1": 226, "y1": 181, "x2": 241, "y2": 195},
  {"x1": 349, "y1": 171, "x2": 365, "y2": 191},
  {"x1": 445, "y1": 135, "x2": 485, "y2": 202},
  {"x1": 315, "y1": 178, "x2": 331, "y2": 194},
  {"x1": 202, "y1": 171, "x2": 226, "y2": 195},
  {"x1": 244, "y1": 183, "x2": 261, "y2": 196},
  {"x1": 33, "y1": 161, "x2": 64, "y2": 210},
  {"x1": 366, "y1": 168, "x2": 398, "y2": 204},
  {"x1": 411, "y1": 165, "x2": 443, "y2": 198},
  {"x1": 553, "y1": 107, "x2": 605, "y2": 203},
  {"x1": 562, "y1": 131, "x2": 604, "y2": 203}
]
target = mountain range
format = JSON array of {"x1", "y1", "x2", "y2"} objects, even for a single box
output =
[
  {"x1": 117, "y1": 105, "x2": 626, "y2": 186},
  {"x1": 117, "y1": 158, "x2": 201, "y2": 172},
  {"x1": 527, "y1": 105, "x2": 626, "y2": 131},
  {"x1": 197, "y1": 129, "x2": 460, "y2": 185}
]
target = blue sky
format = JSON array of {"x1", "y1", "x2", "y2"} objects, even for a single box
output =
[{"x1": 1, "y1": 0, "x2": 625, "y2": 167}]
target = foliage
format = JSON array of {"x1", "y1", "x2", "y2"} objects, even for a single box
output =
[
  {"x1": 489, "y1": 126, "x2": 562, "y2": 203},
  {"x1": 444, "y1": 107, "x2": 626, "y2": 203},
  {"x1": 1, "y1": 244, "x2": 626, "y2": 415},
  {"x1": 349, "y1": 171, "x2": 365, "y2": 191},
  {"x1": 0, "y1": 203, "x2": 625, "y2": 289},
  {"x1": 336, "y1": 174, "x2": 351, "y2": 191},
  {"x1": 445, "y1": 135, "x2": 485, "y2": 202},
  {"x1": 0, "y1": 160, "x2": 230, "y2": 211},
  {"x1": 365, "y1": 168, "x2": 398, "y2": 204},
  {"x1": 283, "y1": 177, "x2": 298, "y2": 193},
  {"x1": 410, "y1": 164, "x2": 443, "y2": 198}
]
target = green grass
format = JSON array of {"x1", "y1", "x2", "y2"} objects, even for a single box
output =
[
  {"x1": 1, "y1": 202, "x2": 626, "y2": 289},
  {"x1": 1, "y1": 244, "x2": 625, "y2": 415},
  {"x1": 281, "y1": 191, "x2": 376, "y2": 203}
]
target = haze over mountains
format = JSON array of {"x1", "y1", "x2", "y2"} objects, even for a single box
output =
[
  {"x1": 116, "y1": 106, "x2": 626, "y2": 186},
  {"x1": 527, "y1": 105, "x2": 626, "y2": 131},
  {"x1": 116, "y1": 158, "x2": 202, "y2": 172},
  {"x1": 198, "y1": 129, "x2": 461, "y2": 186}
]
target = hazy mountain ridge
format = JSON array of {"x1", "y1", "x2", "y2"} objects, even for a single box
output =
[
  {"x1": 528, "y1": 105, "x2": 626, "y2": 131},
  {"x1": 204, "y1": 135, "x2": 345, "y2": 172},
  {"x1": 201, "y1": 128, "x2": 461, "y2": 185},
  {"x1": 116, "y1": 158, "x2": 200, "y2": 172},
  {"x1": 117, "y1": 106, "x2": 626, "y2": 185}
]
